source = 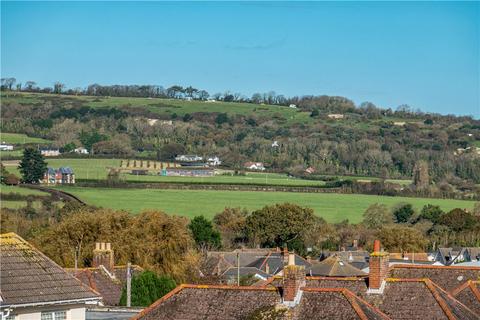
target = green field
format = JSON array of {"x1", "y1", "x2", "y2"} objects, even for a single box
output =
[
  {"x1": 0, "y1": 132, "x2": 51, "y2": 145},
  {"x1": 54, "y1": 186, "x2": 475, "y2": 223},
  {"x1": 4, "y1": 158, "x2": 411, "y2": 186}
]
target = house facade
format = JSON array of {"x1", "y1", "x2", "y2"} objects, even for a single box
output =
[
  {"x1": 43, "y1": 167, "x2": 75, "y2": 184},
  {"x1": 0, "y1": 233, "x2": 101, "y2": 320}
]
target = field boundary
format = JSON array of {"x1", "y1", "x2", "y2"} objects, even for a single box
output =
[
  {"x1": 21, "y1": 185, "x2": 87, "y2": 205},
  {"x1": 73, "y1": 180, "x2": 355, "y2": 193}
]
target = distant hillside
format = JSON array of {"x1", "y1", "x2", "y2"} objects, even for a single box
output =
[{"x1": 1, "y1": 91, "x2": 479, "y2": 196}]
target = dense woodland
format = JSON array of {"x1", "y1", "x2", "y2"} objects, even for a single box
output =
[{"x1": 1, "y1": 80, "x2": 480, "y2": 196}]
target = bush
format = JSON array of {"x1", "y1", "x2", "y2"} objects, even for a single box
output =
[{"x1": 119, "y1": 271, "x2": 176, "y2": 307}]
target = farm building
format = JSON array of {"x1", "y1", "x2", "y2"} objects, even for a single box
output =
[
  {"x1": 162, "y1": 167, "x2": 214, "y2": 177},
  {"x1": 43, "y1": 167, "x2": 75, "y2": 184},
  {"x1": 0, "y1": 143, "x2": 14, "y2": 151},
  {"x1": 175, "y1": 154, "x2": 203, "y2": 162},
  {"x1": 327, "y1": 113, "x2": 344, "y2": 119},
  {"x1": 244, "y1": 161, "x2": 265, "y2": 171},
  {"x1": 40, "y1": 148, "x2": 61, "y2": 157},
  {"x1": 74, "y1": 147, "x2": 89, "y2": 154},
  {"x1": 131, "y1": 169, "x2": 148, "y2": 175},
  {"x1": 206, "y1": 156, "x2": 221, "y2": 166}
]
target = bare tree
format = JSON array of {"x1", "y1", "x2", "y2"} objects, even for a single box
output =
[{"x1": 53, "y1": 82, "x2": 65, "y2": 94}]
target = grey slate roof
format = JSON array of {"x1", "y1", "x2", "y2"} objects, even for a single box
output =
[
  {"x1": 307, "y1": 255, "x2": 367, "y2": 277},
  {"x1": 0, "y1": 233, "x2": 100, "y2": 308}
]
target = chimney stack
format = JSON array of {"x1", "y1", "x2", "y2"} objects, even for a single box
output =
[
  {"x1": 93, "y1": 242, "x2": 115, "y2": 274},
  {"x1": 353, "y1": 239, "x2": 358, "y2": 249},
  {"x1": 368, "y1": 240, "x2": 389, "y2": 294},
  {"x1": 283, "y1": 251, "x2": 305, "y2": 306},
  {"x1": 282, "y1": 246, "x2": 289, "y2": 264}
]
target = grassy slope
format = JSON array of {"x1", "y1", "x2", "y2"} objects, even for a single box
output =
[
  {"x1": 1, "y1": 92, "x2": 308, "y2": 120},
  {"x1": 0, "y1": 132, "x2": 51, "y2": 145},
  {"x1": 55, "y1": 186, "x2": 475, "y2": 223}
]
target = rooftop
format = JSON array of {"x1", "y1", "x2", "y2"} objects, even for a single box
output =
[{"x1": 0, "y1": 232, "x2": 100, "y2": 308}]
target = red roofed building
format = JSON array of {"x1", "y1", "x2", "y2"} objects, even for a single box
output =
[{"x1": 134, "y1": 241, "x2": 480, "y2": 320}]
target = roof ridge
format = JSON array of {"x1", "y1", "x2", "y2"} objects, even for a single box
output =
[
  {"x1": 393, "y1": 264, "x2": 480, "y2": 271},
  {"x1": 306, "y1": 276, "x2": 367, "y2": 280},
  {"x1": 342, "y1": 290, "x2": 370, "y2": 320},
  {"x1": 424, "y1": 279, "x2": 457, "y2": 320},
  {"x1": 301, "y1": 287, "x2": 391, "y2": 320},
  {"x1": 258, "y1": 251, "x2": 272, "y2": 269},
  {"x1": 130, "y1": 283, "x2": 280, "y2": 320},
  {"x1": 469, "y1": 281, "x2": 480, "y2": 303},
  {"x1": 429, "y1": 279, "x2": 480, "y2": 318}
]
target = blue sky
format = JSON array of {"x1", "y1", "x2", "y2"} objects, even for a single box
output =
[{"x1": 1, "y1": 1, "x2": 479, "y2": 117}]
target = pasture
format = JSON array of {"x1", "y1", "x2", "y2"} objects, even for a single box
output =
[
  {"x1": 4, "y1": 158, "x2": 411, "y2": 186},
  {"x1": 1, "y1": 92, "x2": 308, "y2": 121},
  {"x1": 1, "y1": 132, "x2": 51, "y2": 145},
  {"x1": 53, "y1": 186, "x2": 476, "y2": 223}
]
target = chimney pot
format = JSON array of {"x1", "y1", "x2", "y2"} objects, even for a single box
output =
[
  {"x1": 373, "y1": 240, "x2": 381, "y2": 253},
  {"x1": 95, "y1": 243, "x2": 100, "y2": 250},
  {"x1": 106, "y1": 243, "x2": 111, "y2": 251}
]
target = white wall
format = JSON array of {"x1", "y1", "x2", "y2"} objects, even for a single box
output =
[{"x1": 8, "y1": 305, "x2": 86, "y2": 320}]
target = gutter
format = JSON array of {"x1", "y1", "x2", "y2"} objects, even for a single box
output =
[{"x1": 0, "y1": 297, "x2": 101, "y2": 310}]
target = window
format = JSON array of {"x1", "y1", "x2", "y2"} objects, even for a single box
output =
[{"x1": 41, "y1": 311, "x2": 67, "y2": 320}]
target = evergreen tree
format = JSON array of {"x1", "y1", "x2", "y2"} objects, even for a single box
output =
[
  {"x1": 18, "y1": 148, "x2": 47, "y2": 183},
  {"x1": 188, "y1": 216, "x2": 221, "y2": 251},
  {"x1": 119, "y1": 271, "x2": 176, "y2": 307},
  {"x1": 393, "y1": 204, "x2": 415, "y2": 223}
]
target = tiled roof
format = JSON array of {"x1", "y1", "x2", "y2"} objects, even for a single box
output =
[
  {"x1": 452, "y1": 281, "x2": 480, "y2": 315},
  {"x1": 377, "y1": 278, "x2": 479, "y2": 320},
  {"x1": 202, "y1": 251, "x2": 311, "y2": 278},
  {"x1": 58, "y1": 167, "x2": 74, "y2": 174},
  {"x1": 390, "y1": 264, "x2": 480, "y2": 291},
  {"x1": 132, "y1": 284, "x2": 389, "y2": 320},
  {"x1": 222, "y1": 267, "x2": 270, "y2": 279},
  {"x1": 298, "y1": 288, "x2": 390, "y2": 320},
  {"x1": 66, "y1": 265, "x2": 143, "y2": 306},
  {"x1": 307, "y1": 255, "x2": 367, "y2": 277},
  {"x1": 132, "y1": 285, "x2": 281, "y2": 320},
  {"x1": 0, "y1": 233, "x2": 100, "y2": 307}
]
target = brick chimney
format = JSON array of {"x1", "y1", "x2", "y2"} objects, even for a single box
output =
[
  {"x1": 368, "y1": 240, "x2": 389, "y2": 294},
  {"x1": 93, "y1": 242, "x2": 115, "y2": 274},
  {"x1": 283, "y1": 252, "x2": 305, "y2": 306}
]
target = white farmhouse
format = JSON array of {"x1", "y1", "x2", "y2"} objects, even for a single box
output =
[{"x1": 244, "y1": 161, "x2": 266, "y2": 171}]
